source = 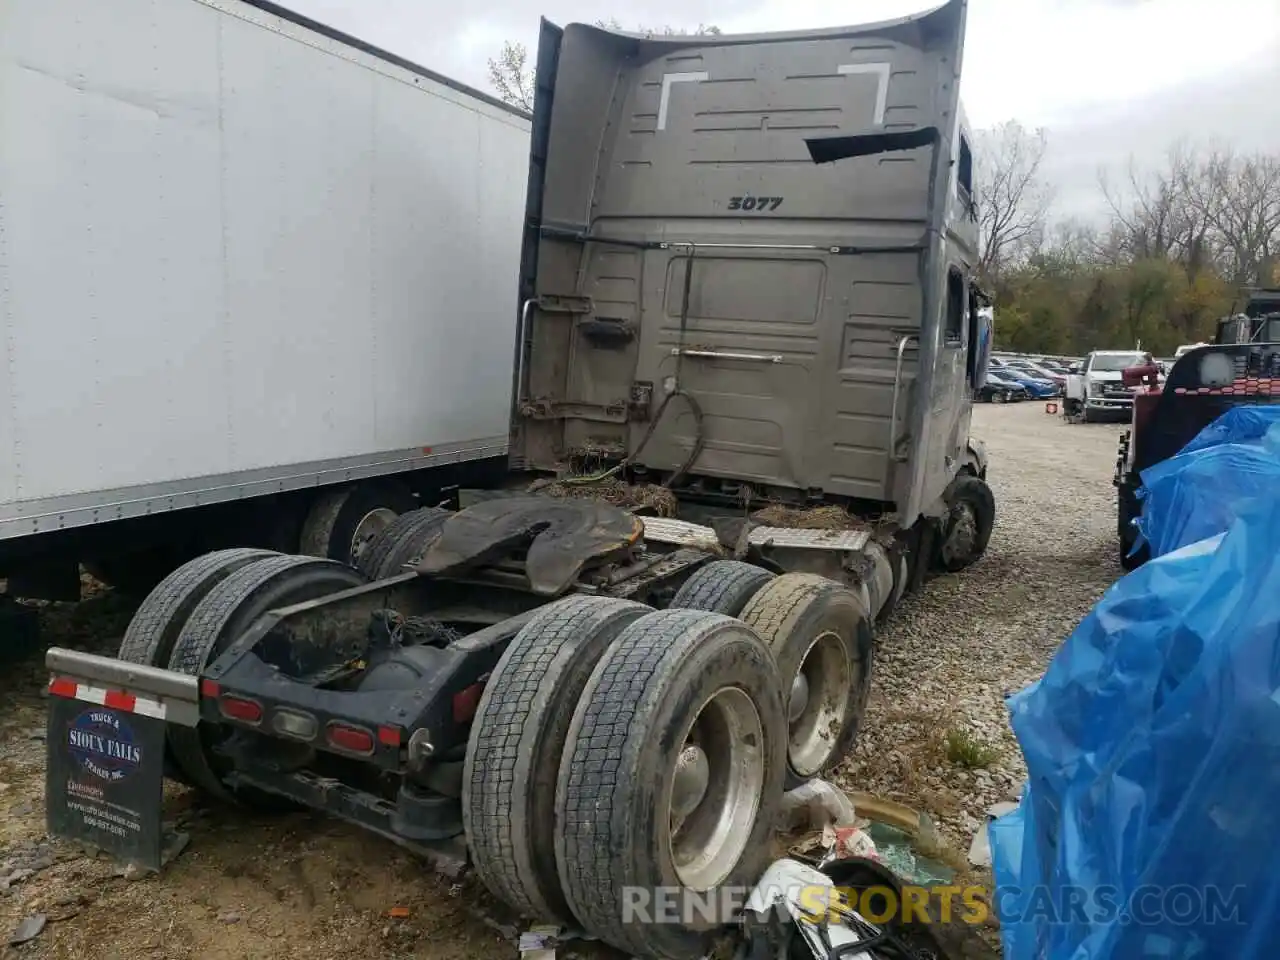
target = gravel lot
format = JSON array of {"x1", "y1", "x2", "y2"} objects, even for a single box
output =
[{"x1": 0, "y1": 402, "x2": 1128, "y2": 958}]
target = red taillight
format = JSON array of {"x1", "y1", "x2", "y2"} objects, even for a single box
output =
[
  {"x1": 452, "y1": 682, "x2": 484, "y2": 723},
  {"x1": 201, "y1": 679, "x2": 220, "y2": 698},
  {"x1": 327, "y1": 722, "x2": 375, "y2": 756},
  {"x1": 377, "y1": 725, "x2": 401, "y2": 747},
  {"x1": 219, "y1": 696, "x2": 263, "y2": 724}
]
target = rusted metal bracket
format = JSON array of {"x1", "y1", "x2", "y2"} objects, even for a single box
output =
[
  {"x1": 519, "y1": 398, "x2": 630, "y2": 423},
  {"x1": 536, "y1": 294, "x2": 592, "y2": 315}
]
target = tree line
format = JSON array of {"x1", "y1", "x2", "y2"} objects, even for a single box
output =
[
  {"x1": 489, "y1": 33, "x2": 1280, "y2": 358},
  {"x1": 977, "y1": 124, "x2": 1280, "y2": 356}
]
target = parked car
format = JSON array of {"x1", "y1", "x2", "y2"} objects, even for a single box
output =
[
  {"x1": 980, "y1": 372, "x2": 1030, "y2": 402},
  {"x1": 1005, "y1": 359, "x2": 1068, "y2": 387},
  {"x1": 989, "y1": 362, "x2": 1060, "y2": 398}
]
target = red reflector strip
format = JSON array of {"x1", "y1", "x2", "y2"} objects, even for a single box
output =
[
  {"x1": 46, "y1": 677, "x2": 168, "y2": 719},
  {"x1": 48, "y1": 677, "x2": 78, "y2": 699},
  {"x1": 377, "y1": 725, "x2": 401, "y2": 747},
  {"x1": 103, "y1": 689, "x2": 137, "y2": 712},
  {"x1": 200, "y1": 679, "x2": 220, "y2": 698}
]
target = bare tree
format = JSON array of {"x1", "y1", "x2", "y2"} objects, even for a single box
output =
[
  {"x1": 1187, "y1": 150, "x2": 1280, "y2": 285},
  {"x1": 488, "y1": 23, "x2": 720, "y2": 112},
  {"x1": 973, "y1": 121, "x2": 1052, "y2": 279},
  {"x1": 488, "y1": 41, "x2": 535, "y2": 112},
  {"x1": 1099, "y1": 143, "x2": 1210, "y2": 267}
]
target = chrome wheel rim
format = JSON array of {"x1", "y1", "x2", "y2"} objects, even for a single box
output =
[
  {"x1": 788, "y1": 630, "x2": 852, "y2": 777},
  {"x1": 350, "y1": 508, "x2": 398, "y2": 562},
  {"x1": 667, "y1": 686, "x2": 764, "y2": 891}
]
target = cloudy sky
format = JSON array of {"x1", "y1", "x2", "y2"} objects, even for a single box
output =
[{"x1": 282, "y1": 0, "x2": 1280, "y2": 217}]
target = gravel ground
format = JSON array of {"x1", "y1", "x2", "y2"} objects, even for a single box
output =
[
  {"x1": 0, "y1": 401, "x2": 1128, "y2": 957},
  {"x1": 838, "y1": 401, "x2": 1129, "y2": 852}
]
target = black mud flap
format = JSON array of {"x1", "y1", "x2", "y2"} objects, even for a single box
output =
[{"x1": 44, "y1": 648, "x2": 200, "y2": 872}]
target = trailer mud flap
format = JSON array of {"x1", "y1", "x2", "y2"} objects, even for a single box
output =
[{"x1": 44, "y1": 648, "x2": 199, "y2": 872}]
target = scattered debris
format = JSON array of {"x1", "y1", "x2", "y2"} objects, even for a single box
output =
[
  {"x1": 10, "y1": 913, "x2": 46, "y2": 945},
  {"x1": 863, "y1": 821, "x2": 955, "y2": 885},
  {"x1": 518, "y1": 924, "x2": 562, "y2": 960},
  {"x1": 217, "y1": 910, "x2": 241, "y2": 924},
  {"x1": 967, "y1": 801, "x2": 1018, "y2": 868},
  {"x1": 751, "y1": 504, "x2": 870, "y2": 531},
  {"x1": 778, "y1": 778, "x2": 857, "y2": 832},
  {"x1": 534, "y1": 478, "x2": 678, "y2": 517},
  {"x1": 387, "y1": 906, "x2": 411, "y2": 919}
]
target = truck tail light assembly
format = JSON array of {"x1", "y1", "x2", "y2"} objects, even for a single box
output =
[
  {"x1": 219, "y1": 695, "x2": 263, "y2": 725},
  {"x1": 326, "y1": 722, "x2": 376, "y2": 756},
  {"x1": 272, "y1": 709, "x2": 319, "y2": 741}
]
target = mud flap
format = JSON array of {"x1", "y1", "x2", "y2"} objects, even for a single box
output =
[{"x1": 44, "y1": 648, "x2": 199, "y2": 872}]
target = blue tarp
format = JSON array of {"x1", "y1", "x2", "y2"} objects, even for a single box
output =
[
  {"x1": 991, "y1": 406, "x2": 1280, "y2": 960},
  {"x1": 1132, "y1": 405, "x2": 1280, "y2": 558}
]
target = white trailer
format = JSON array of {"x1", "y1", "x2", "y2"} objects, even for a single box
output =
[{"x1": 0, "y1": 0, "x2": 530, "y2": 597}]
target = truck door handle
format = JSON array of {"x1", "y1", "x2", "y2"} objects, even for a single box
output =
[{"x1": 670, "y1": 348, "x2": 784, "y2": 363}]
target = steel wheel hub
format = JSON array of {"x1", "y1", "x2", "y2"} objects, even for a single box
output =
[
  {"x1": 350, "y1": 508, "x2": 398, "y2": 561},
  {"x1": 788, "y1": 630, "x2": 852, "y2": 778},
  {"x1": 667, "y1": 687, "x2": 764, "y2": 891}
]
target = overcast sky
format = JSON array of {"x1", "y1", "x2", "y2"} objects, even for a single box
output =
[{"x1": 282, "y1": 0, "x2": 1280, "y2": 217}]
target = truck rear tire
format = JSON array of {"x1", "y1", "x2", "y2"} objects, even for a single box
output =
[
  {"x1": 166, "y1": 555, "x2": 368, "y2": 804},
  {"x1": 668, "y1": 560, "x2": 775, "y2": 616},
  {"x1": 117, "y1": 548, "x2": 278, "y2": 781},
  {"x1": 119, "y1": 548, "x2": 279, "y2": 669},
  {"x1": 739, "y1": 574, "x2": 873, "y2": 787},
  {"x1": 555, "y1": 608, "x2": 786, "y2": 959},
  {"x1": 464, "y1": 595, "x2": 650, "y2": 923},
  {"x1": 299, "y1": 482, "x2": 417, "y2": 567},
  {"x1": 356, "y1": 507, "x2": 452, "y2": 580}
]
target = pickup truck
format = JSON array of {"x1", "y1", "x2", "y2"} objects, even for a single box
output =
[{"x1": 1064, "y1": 350, "x2": 1155, "y2": 422}]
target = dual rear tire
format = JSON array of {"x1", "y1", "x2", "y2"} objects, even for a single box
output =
[
  {"x1": 467, "y1": 562, "x2": 873, "y2": 958},
  {"x1": 464, "y1": 596, "x2": 789, "y2": 959}
]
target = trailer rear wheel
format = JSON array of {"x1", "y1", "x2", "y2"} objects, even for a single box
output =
[
  {"x1": 356, "y1": 507, "x2": 452, "y2": 580},
  {"x1": 668, "y1": 560, "x2": 775, "y2": 616},
  {"x1": 166, "y1": 555, "x2": 368, "y2": 804},
  {"x1": 299, "y1": 482, "x2": 417, "y2": 566},
  {"x1": 938, "y1": 475, "x2": 996, "y2": 572},
  {"x1": 740, "y1": 574, "x2": 872, "y2": 787},
  {"x1": 555, "y1": 609, "x2": 786, "y2": 959},
  {"x1": 118, "y1": 548, "x2": 279, "y2": 669},
  {"x1": 464, "y1": 595, "x2": 650, "y2": 923}
]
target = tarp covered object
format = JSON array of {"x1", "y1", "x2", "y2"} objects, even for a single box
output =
[
  {"x1": 1133, "y1": 405, "x2": 1280, "y2": 558},
  {"x1": 990, "y1": 499, "x2": 1280, "y2": 959}
]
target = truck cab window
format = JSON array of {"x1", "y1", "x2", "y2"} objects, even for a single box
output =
[
  {"x1": 945, "y1": 268, "x2": 965, "y2": 344},
  {"x1": 958, "y1": 136, "x2": 973, "y2": 197}
]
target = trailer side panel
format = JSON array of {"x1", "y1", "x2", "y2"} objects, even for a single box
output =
[{"x1": 0, "y1": 0, "x2": 529, "y2": 538}]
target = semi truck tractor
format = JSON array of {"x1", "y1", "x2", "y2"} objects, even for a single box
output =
[
  {"x1": 0, "y1": 0, "x2": 529, "y2": 598},
  {"x1": 43, "y1": 2, "x2": 995, "y2": 958}
]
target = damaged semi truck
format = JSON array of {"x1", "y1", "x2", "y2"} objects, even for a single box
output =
[{"x1": 45, "y1": 3, "x2": 994, "y2": 958}]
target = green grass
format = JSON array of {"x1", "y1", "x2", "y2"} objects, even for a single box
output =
[{"x1": 945, "y1": 727, "x2": 1000, "y2": 770}]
